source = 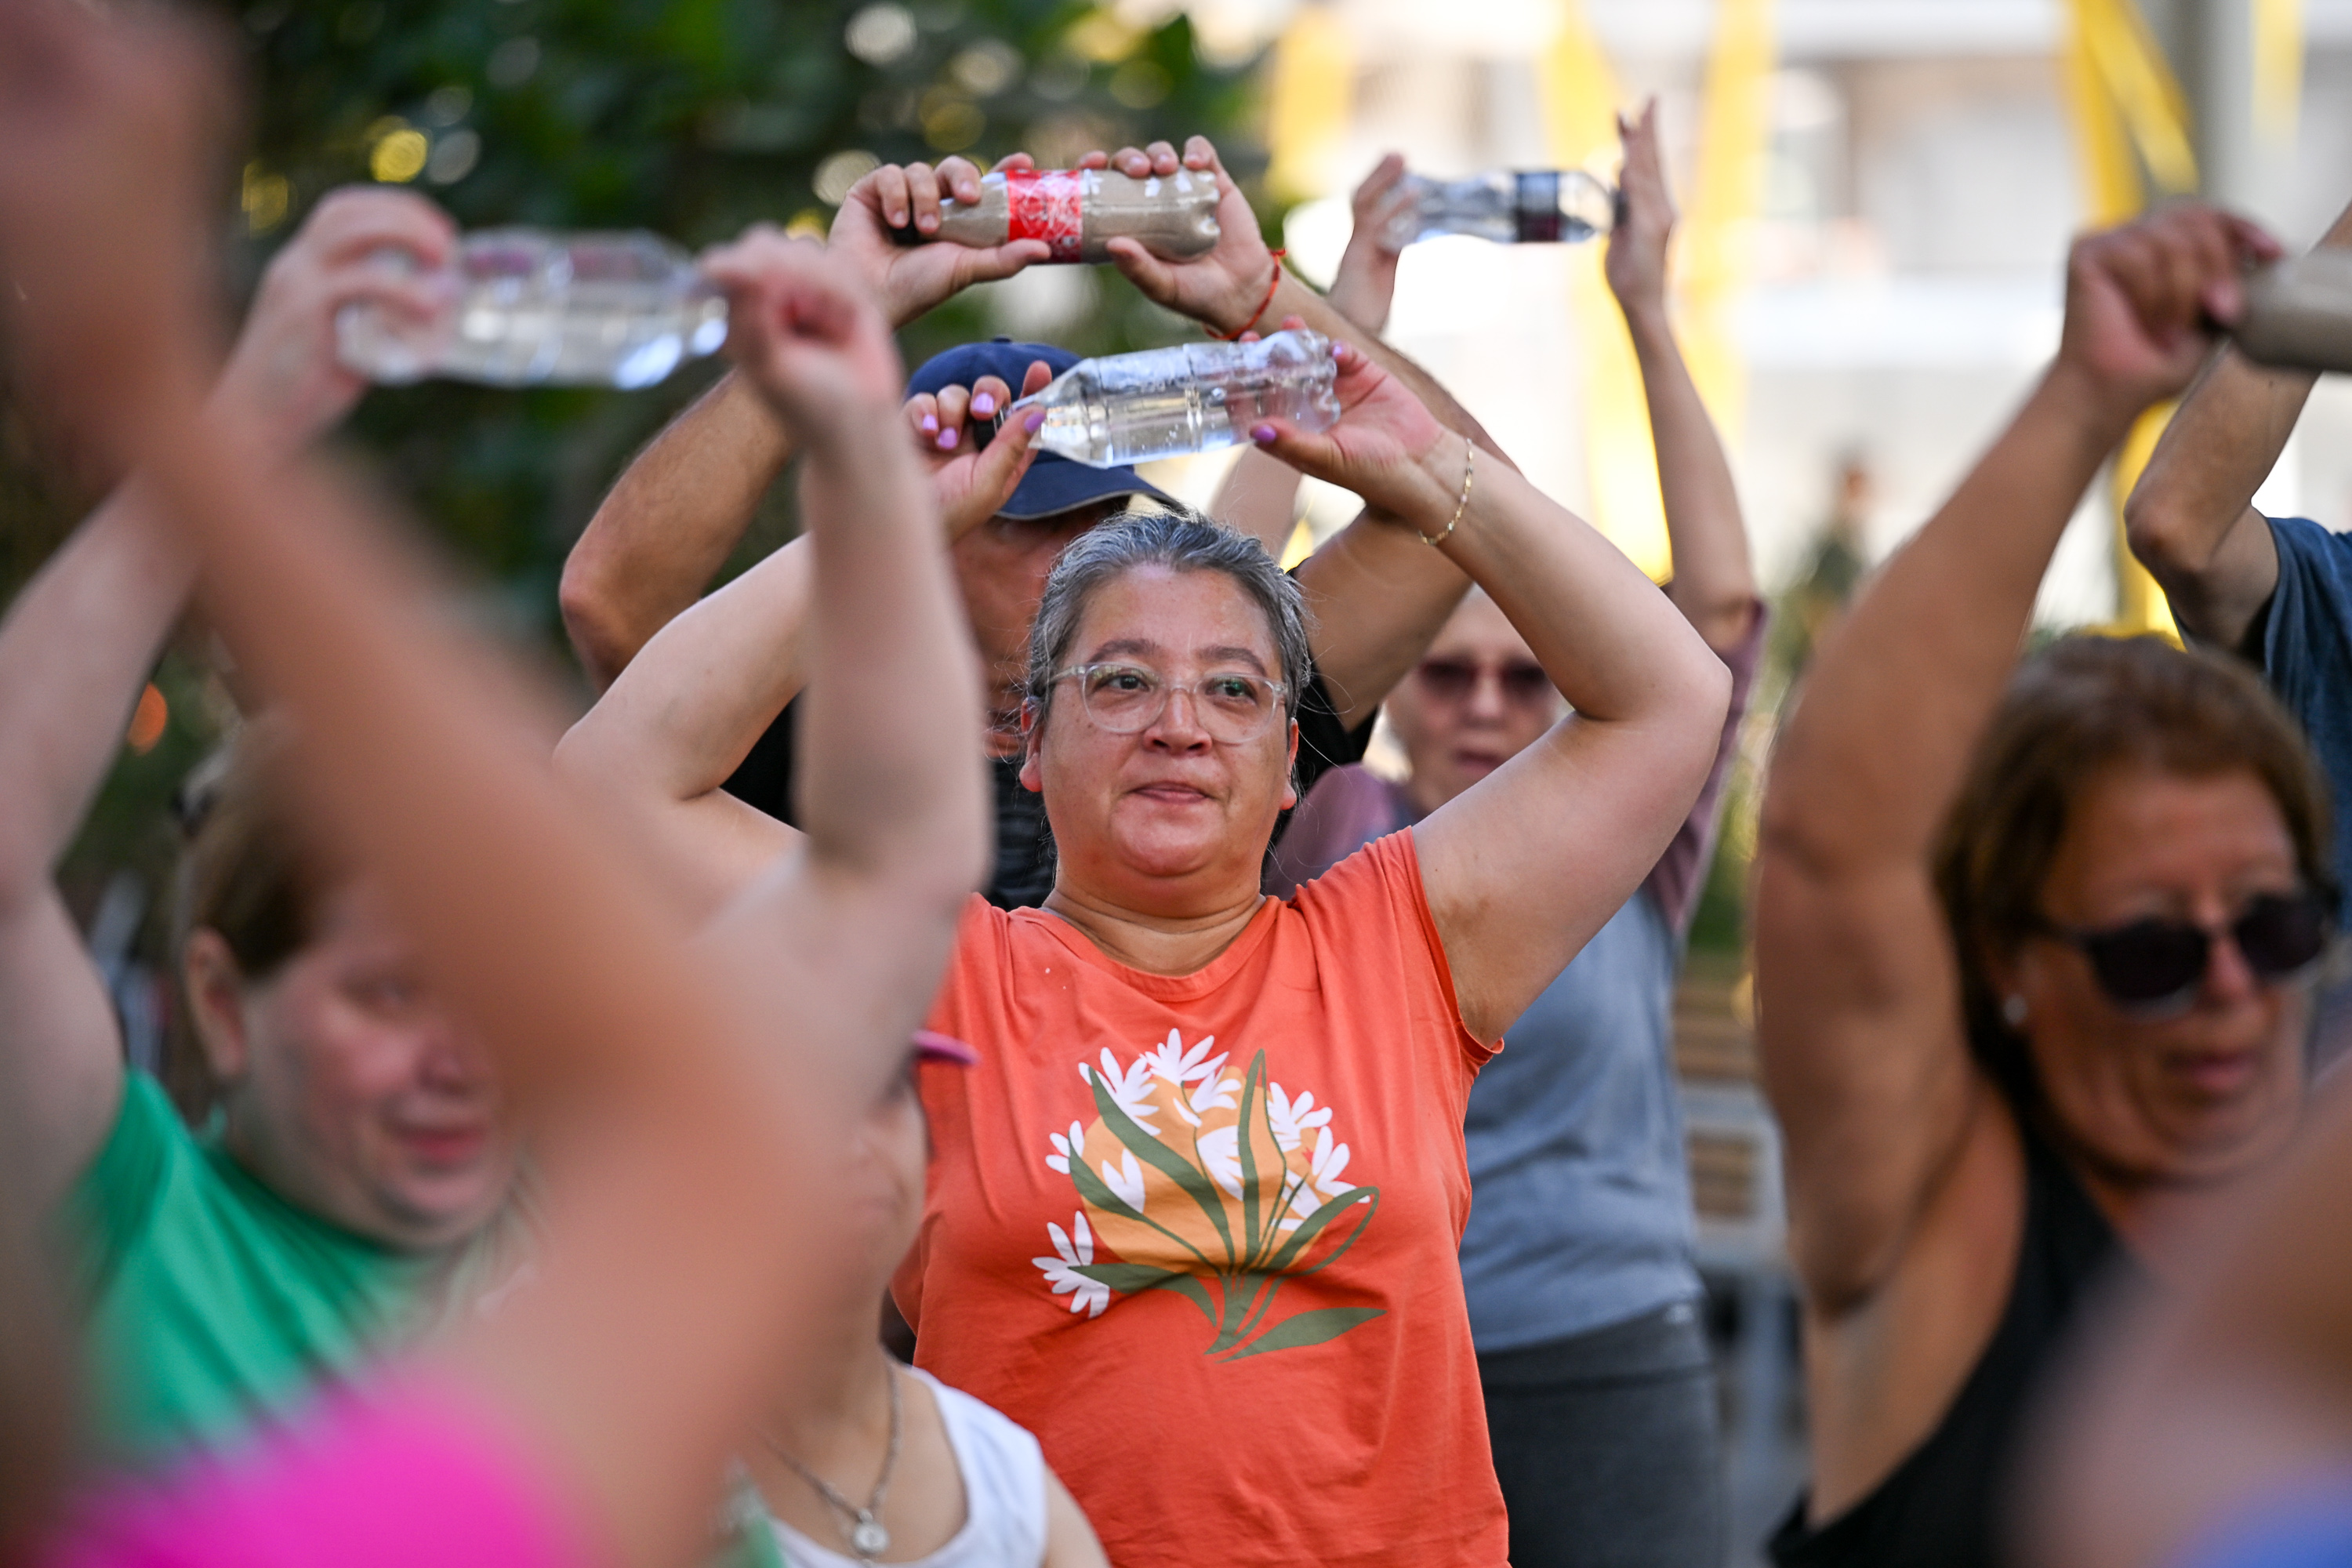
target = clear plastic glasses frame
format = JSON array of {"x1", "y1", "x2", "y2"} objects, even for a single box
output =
[{"x1": 1052, "y1": 662, "x2": 1290, "y2": 743}]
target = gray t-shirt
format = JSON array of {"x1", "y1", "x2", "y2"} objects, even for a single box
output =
[{"x1": 1268, "y1": 613, "x2": 1764, "y2": 1352}]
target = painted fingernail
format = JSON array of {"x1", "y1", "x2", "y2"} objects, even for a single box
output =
[
  {"x1": 1024, "y1": 409, "x2": 1045, "y2": 434},
  {"x1": 972, "y1": 392, "x2": 996, "y2": 417},
  {"x1": 1252, "y1": 424, "x2": 1276, "y2": 443},
  {"x1": 938, "y1": 429, "x2": 959, "y2": 450},
  {"x1": 920, "y1": 413, "x2": 938, "y2": 434}
]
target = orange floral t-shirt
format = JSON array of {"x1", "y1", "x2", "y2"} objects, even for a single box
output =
[{"x1": 896, "y1": 829, "x2": 1508, "y2": 1568}]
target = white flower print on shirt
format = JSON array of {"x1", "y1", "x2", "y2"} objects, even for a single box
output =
[
  {"x1": 1033, "y1": 1211, "x2": 1110, "y2": 1317},
  {"x1": 1266, "y1": 1083, "x2": 1333, "y2": 1153},
  {"x1": 1038, "y1": 1037, "x2": 1385, "y2": 1359}
]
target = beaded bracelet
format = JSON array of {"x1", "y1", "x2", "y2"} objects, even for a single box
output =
[{"x1": 1417, "y1": 438, "x2": 1475, "y2": 546}]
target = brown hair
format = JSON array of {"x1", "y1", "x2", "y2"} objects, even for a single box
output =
[
  {"x1": 1933, "y1": 634, "x2": 2333, "y2": 1100},
  {"x1": 166, "y1": 719, "x2": 344, "y2": 1118}
]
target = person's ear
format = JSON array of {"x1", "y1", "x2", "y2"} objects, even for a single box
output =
[
  {"x1": 1280, "y1": 718, "x2": 1300, "y2": 811},
  {"x1": 1018, "y1": 699, "x2": 1046, "y2": 795},
  {"x1": 182, "y1": 928, "x2": 253, "y2": 1086}
]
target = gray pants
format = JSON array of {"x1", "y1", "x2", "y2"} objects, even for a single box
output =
[{"x1": 1479, "y1": 1301, "x2": 1726, "y2": 1568}]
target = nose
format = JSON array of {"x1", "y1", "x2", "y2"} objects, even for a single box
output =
[
  {"x1": 418, "y1": 1022, "x2": 495, "y2": 1096},
  {"x1": 2200, "y1": 926, "x2": 2263, "y2": 1007},
  {"x1": 1142, "y1": 684, "x2": 1212, "y2": 751},
  {"x1": 1463, "y1": 669, "x2": 1510, "y2": 722}
]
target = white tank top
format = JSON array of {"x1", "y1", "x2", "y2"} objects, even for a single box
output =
[{"x1": 765, "y1": 1367, "x2": 1048, "y2": 1568}]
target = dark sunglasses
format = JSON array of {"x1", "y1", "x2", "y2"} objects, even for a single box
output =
[
  {"x1": 2033, "y1": 889, "x2": 2333, "y2": 1014},
  {"x1": 1414, "y1": 658, "x2": 1554, "y2": 705}
]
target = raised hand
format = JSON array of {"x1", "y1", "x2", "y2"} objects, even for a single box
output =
[
  {"x1": 1085, "y1": 135, "x2": 1276, "y2": 335},
  {"x1": 1603, "y1": 100, "x2": 1673, "y2": 317},
  {"x1": 702, "y1": 230, "x2": 906, "y2": 441},
  {"x1": 2056, "y1": 205, "x2": 2280, "y2": 423},
  {"x1": 0, "y1": 0, "x2": 231, "y2": 452},
  {"x1": 829, "y1": 155, "x2": 1051, "y2": 328},
  {"x1": 1328, "y1": 154, "x2": 1414, "y2": 333},
  {"x1": 905, "y1": 358, "x2": 1054, "y2": 541},
  {"x1": 1247, "y1": 337, "x2": 1454, "y2": 524},
  {"x1": 216, "y1": 188, "x2": 457, "y2": 456}
]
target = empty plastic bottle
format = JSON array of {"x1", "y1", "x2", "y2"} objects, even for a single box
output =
[
  {"x1": 893, "y1": 168, "x2": 1221, "y2": 264},
  {"x1": 1381, "y1": 169, "x2": 1618, "y2": 249},
  {"x1": 2232, "y1": 249, "x2": 2352, "y2": 374},
  {"x1": 1011, "y1": 328, "x2": 1341, "y2": 469},
  {"x1": 335, "y1": 229, "x2": 728, "y2": 390}
]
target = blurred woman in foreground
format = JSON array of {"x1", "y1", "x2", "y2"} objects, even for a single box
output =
[
  {"x1": 1755, "y1": 205, "x2": 2318, "y2": 1568},
  {"x1": 0, "y1": 5, "x2": 985, "y2": 1563}
]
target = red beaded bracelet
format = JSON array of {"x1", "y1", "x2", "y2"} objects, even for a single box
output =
[{"x1": 1210, "y1": 249, "x2": 1287, "y2": 341}]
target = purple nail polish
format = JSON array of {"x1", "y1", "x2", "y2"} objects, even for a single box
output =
[
  {"x1": 972, "y1": 394, "x2": 996, "y2": 417},
  {"x1": 1251, "y1": 424, "x2": 1276, "y2": 443},
  {"x1": 920, "y1": 415, "x2": 938, "y2": 434},
  {"x1": 1024, "y1": 408, "x2": 1045, "y2": 433},
  {"x1": 938, "y1": 429, "x2": 959, "y2": 450}
]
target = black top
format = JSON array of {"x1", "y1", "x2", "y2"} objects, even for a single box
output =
[
  {"x1": 1767, "y1": 1108, "x2": 2129, "y2": 1568},
  {"x1": 724, "y1": 662, "x2": 1374, "y2": 909}
]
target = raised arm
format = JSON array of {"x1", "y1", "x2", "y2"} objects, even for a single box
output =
[
  {"x1": 1606, "y1": 100, "x2": 1759, "y2": 652},
  {"x1": 1208, "y1": 154, "x2": 1414, "y2": 554},
  {"x1": 2124, "y1": 197, "x2": 2352, "y2": 654},
  {"x1": 557, "y1": 159, "x2": 1051, "y2": 688},
  {"x1": 1752, "y1": 209, "x2": 2275, "y2": 1308},
  {"x1": 1256, "y1": 350, "x2": 1730, "y2": 1043},
  {"x1": 0, "y1": 186, "x2": 450, "y2": 1214},
  {"x1": 554, "y1": 317, "x2": 1041, "y2": 909}
]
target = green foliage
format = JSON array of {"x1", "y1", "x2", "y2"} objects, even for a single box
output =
[{"x1": 233, "y1": 0, "x2": 1267, "y2": 631}]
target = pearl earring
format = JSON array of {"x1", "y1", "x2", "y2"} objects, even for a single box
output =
[{"x1": 2002, "y1": 994, "x2": 2028, "y2": 1027}]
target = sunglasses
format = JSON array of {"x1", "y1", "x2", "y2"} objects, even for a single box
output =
[
  {"x1": 2033, "y1": 890, "x2": 2333, "y2": 1014},
  {"x1": 1414, "y1": 658, "x2": 1554, "y2": 706}
]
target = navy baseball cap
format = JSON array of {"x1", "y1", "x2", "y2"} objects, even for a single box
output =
[{"x1": 906, "y1": 338, "x2": 1175, "y2": 522}]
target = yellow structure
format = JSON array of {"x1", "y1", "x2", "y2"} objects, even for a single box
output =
[
  {"x1": 1539, "y1": 0, "x2": 1776, "y2": 584},
  {"x1": 1265, "y1": 5, "x2": 1356, "y2": 206},
  {"x1": 2058, "y1": 0, "x2": 2198, "y2": 637}
]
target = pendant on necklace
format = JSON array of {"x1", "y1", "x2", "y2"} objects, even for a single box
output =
[{"x1": 851, "y1": 1515, "x2": 890, "y2": 1558}]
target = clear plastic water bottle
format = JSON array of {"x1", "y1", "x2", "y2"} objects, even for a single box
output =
[
  {"x1": 2233, "y1": 249, "x2": 2352, "y2": 374},
  {"x1": 335, "y1": 229, "x2": 728, "y2": 389},
  {"x1": 1010, "y1": 328, "x2": 1341, "y2": 468},
  {"x1": 1381, "y1": 170, "x2": 1618, "y2": 249},
  {"x1": 895, "y1": 168, "x2": 1221, "y2": 264}
]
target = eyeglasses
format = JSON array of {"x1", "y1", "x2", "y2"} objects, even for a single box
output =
[
  {"x1": 1414, "y1": 657, "x2": 1555, "y2": 706},
  {"x1": 2033, "y1": 890, "x2": 2333, "y2": 1014},
  {"x1": 1051, "y1": 662, "x2": 1288, "y2": 743}
]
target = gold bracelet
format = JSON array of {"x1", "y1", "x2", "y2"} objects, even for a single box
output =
[{"x1": 1417, "y1": 437, "x2": 1475, "y2": 546}]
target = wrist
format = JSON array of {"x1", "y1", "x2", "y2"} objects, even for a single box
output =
[
  {"x1": 1204, "y1": 250, "x2": 1283, "y2": 336},
  {"x1": 1617, "y1": 296, "x2": 1674, "y2": 348},
  {"x1": 2038, "y1": 357, "x2": 2148, "y2": 451}
]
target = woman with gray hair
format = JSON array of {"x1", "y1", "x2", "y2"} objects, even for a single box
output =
[{"x1": 564, "y1": 339, "x2": 1730, "y2": 1568}]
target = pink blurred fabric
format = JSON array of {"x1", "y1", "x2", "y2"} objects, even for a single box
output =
[{"x1": 45, "y1": 1374, "x2": 586, "y2": 1568}]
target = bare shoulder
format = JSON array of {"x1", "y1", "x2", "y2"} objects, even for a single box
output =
[{"x1": 1798, "y1": 1087, "x2": 2030, "y2": 1523}]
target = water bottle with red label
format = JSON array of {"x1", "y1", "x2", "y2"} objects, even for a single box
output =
[{"x1": 891, "y1": 168, "x2": 1221, "y2": 264}]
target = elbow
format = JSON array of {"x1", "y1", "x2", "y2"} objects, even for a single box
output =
[
  {"x1": 557, "y1": 554, "x2": 629, "y2": 692},
  {"x1": 2120, "y1": 476, "x2": 2199, "y2": 586}
]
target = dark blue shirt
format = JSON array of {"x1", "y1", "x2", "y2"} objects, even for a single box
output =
[{"x1": 2259, "y1": 516, "x2": 2352, "y2": 924}]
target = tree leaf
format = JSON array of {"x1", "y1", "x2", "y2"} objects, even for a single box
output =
[{"x1": 1222, "y1": 1305, "x2": 1387, "y2": 1360}]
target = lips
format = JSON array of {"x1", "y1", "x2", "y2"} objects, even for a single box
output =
[
  {"x1": 392, "y1": 1123, "x2": 491, "y2": 1167},
  {"x1": 2165, "y1": 1048, "x2": 2263, "y2": 1100},
  {"x1": 1130, "y1": 781, "x2": 1214, "y2": 805}
]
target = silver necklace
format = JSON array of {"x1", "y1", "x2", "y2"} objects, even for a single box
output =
[{"x1": 764, "y1": 1363, "x2": 903, "y2": 1564}]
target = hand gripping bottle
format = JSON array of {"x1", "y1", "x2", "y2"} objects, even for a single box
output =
[
  {"x1": 2232, "y1": 249, "x2": 2352, "y2": 374},
  {"x1": 1381, "y1": 169, "x2": 1619, "y2": 249},
  {"x1": 1010, "y1": 328, "x2": 1341, "y2": 468},
  {"x1": 893, "y1": 168, "x2": 1221, "y2": 264},
  {"x1": 334, "y1": 229, "x2": 728, "y2": 389}
]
